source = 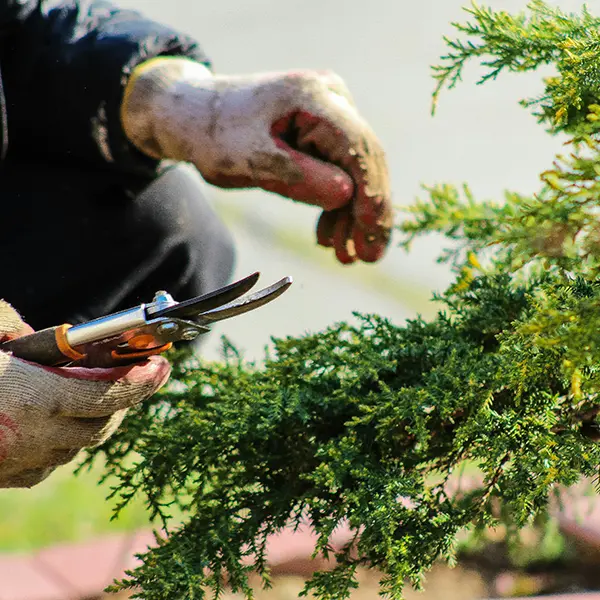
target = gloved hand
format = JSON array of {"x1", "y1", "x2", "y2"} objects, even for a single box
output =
[
  {"x1": 0, "y1": 301, "x2": 170, "y2": 488},
  {"x1": 121, "y1": 58, "x2": 392, "y2": 264}
]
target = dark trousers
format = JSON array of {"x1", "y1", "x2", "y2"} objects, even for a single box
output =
[{"x1": 0, "y1": 161, "x2": 236, "y2": 330}]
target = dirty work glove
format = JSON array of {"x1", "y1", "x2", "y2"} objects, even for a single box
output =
[
  {"x1": 121, "y1": 58, "x2": 392, "y2": 264},
  {"x1": 0, "y1": 301, "x2": 170, "y2": 488}
]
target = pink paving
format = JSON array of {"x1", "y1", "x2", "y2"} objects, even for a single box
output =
[
  {"x1": 0, "y1": 526, "x2": 358, "y2": 600},
  {"x1": 0, "y1": 530, "x2": 157, "y2": 600},
  {"x1": 3, "y1": 492, "x2": 600, "y2": 600}
]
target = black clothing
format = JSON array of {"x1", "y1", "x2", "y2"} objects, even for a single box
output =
[
  {"x1": 0, "y1": 0, "x2": 208, "y2": 169},
  {"x1": 0, "y1": 1, "x2": 236, "y2": 329},
  {"x1": 2, "y1": 162, "x2": 235, "y2": 330}
]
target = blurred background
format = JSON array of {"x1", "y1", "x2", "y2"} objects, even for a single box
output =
[
  {"x1": 115, "y1": 0, "x2": 586, "y2": 361},
  {"x1": 3, "y1": 1, "x2": 600, "y2": 599}
]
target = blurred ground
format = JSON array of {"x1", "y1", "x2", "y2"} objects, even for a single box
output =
[{"x1": 222, "y1": 568, "x2": 488, "y2": 600}]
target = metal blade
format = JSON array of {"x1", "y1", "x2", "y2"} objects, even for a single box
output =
[
  {"x1": 196, "y1": 276, "x2": 293, "y2": 325},
  {"x1": 150, "y1": 272, "x2": 261, "y2": 320}
]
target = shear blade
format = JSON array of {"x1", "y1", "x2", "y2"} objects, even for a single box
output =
[
  {"x1": 150, "y1": 272, "x2": 261, "y2": 320},
  {"x1": 196, "y1": 276, "x2": 293, "y2": 325}
]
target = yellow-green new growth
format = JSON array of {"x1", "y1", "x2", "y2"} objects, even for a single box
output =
[{"x1": 432, "y1": 1, "x2": 600, "y2": 130}]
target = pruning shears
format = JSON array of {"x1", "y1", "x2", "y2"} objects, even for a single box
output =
[{"x1": 1, "y1": 272, "x2": 292, "y2": 368}]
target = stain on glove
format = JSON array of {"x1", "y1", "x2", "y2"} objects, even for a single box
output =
[{"x1": 122, "y1": 59, "x2": 392, "y2": 265}]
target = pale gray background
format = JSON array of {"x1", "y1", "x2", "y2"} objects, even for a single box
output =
[{"x1": 118, "y1": 0, "x2": 588, "y2": 360}]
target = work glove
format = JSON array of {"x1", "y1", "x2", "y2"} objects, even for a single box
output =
[
  {"x1": 121, "y1": 58, "x2": 392, "y2": 265},
  {"x1": 0, "y1": 301, "x2": 170, "y2": 488}
]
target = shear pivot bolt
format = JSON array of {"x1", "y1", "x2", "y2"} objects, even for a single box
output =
[{"x1": 181, "y1": 328, "x2": 200, "y2": 341}]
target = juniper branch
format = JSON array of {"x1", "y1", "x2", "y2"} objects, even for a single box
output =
[{"x1": 80, "y1": 3, "x2": 600, "y2": 599}]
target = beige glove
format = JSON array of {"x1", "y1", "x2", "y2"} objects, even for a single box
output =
[
  {"x1": 0, "y1": 301, "x2": 170, "y2": 488},
  {"x1": 121, "y1": 58, "x2": 392, "y2": 265}
]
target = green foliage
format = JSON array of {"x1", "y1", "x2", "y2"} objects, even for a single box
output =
[
  {"x1": 84, "y1": 2, "x2": 600, "y2": 599},
  {"x1": 432, "y1": 0, "x2": 600, "y2": 129}
]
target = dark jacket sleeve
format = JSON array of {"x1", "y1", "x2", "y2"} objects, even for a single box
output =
[{"x1": 0, "y1": 0, "x2": 210, "y2": 173}]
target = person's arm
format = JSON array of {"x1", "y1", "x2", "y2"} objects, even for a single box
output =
[
  {"x1": 0, "y1": 0, "x2": 208, "y2": 172},
  {"x1": 122, "y1": 59, "x2": 393, "y2": 264}
]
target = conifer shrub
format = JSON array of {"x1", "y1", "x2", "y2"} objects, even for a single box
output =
[{"x1": 84, "y1": 2, "x2": 600, "y2": 598}]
